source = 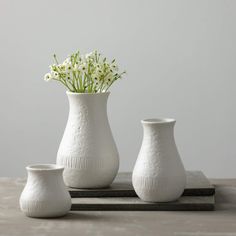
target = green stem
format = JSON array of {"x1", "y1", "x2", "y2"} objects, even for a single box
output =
[
  {"x1": 79, "y1": 74, "x2": 83, "y2": 92},
  {"x1": 55, "y1": 78, "x2": 71, "y2": 91}
]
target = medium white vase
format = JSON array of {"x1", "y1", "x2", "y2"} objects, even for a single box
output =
[
  {"x1": 57, "y1": 92, "x2": 119, "y2": 188},
  {"x1": 19, "y1": 164, "x2": 71, "y2": 218},
  {"x1": 132, "y1": 118, "x2": 186, "y2": 202}
]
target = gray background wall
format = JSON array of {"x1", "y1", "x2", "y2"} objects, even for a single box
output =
[{"x1": 0, "y1": 0, "x2": 235, "y2": 178}]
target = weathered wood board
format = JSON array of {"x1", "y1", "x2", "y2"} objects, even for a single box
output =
[
  {"x1": 69, "y1": 171, "x2": 215, "y2": 198},
  {"x1": 71, "y1": 195, "x2": 215, "y2": 211}
]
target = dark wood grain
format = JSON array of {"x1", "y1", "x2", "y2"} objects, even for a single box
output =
[{"x1": 71, "y1": 196, "x2": 215, "y2": 211}]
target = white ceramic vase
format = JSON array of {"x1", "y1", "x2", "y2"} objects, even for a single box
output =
[
  {"x1": 57, "y1": 92, "x2": 119, "y2": 188},
  {"x1": 19, "y1": 164, "x2": 71, "y2": 218},
  {"x1": 132, "y1": 118, "x2": 186, "y2": 202}
]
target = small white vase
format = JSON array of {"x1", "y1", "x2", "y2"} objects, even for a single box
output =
[
  {"x1": 57, "y1": 92, "x2": 119, "y2": 188},
  {"x1": 19, "y1": 164, "x2": 71, "y2": 218},
  {"x1": 132, "y1": 118, "x2": 186, "y2": 202}
]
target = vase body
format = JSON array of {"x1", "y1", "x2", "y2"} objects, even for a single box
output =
[
  {"x1": 19, "y1": 164, "x2": 71, "y2": 218},
  {"x1": 132, "y1": 118, "x2": 186, "y2": 202},
  {"x1": 57, "y1": 92, "x2": 119, "y2": 188}
]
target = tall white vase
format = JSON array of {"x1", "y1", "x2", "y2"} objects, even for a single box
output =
[
  {"x1": 132, "y1": 118, "x2": 186, "y2": 202},
  {"x1": 19, "y1": 164, "x2": 71, "y2": 218},
  {"x1": 57, "y1": 92, "x2": 119, "y2": 188}
]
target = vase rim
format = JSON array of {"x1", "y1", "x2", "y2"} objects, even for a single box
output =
[
  {"x1": 66, "y1": 91, "x2": 110, "y2": 95},
  {"x1": 26, "y1": 164, "x2": 64, "y2": 172},
  {"x1": 141, "y1": 118, "x2": 176, "y2": 124}
]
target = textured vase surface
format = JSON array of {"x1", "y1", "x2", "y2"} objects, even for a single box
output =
[
  {"x1": 132, "y1": 118, "x2": 186, "y2": 202},
  {"x1": 57, "y1": 92, "x2": 119, "y2": 188},
  {"x1": 20, "y1": 164, "x2": 71, "y2": 218}
]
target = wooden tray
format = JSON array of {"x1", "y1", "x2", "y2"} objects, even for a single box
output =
[
  {"x1": 70, "y1": 171, "x2": 215, "y2": 211},
  {"x1": 69, "y1": 171, "x2": 215, "y2": 198},
  {"x1": 71, "y1": 195, "x2": 215, "y2": 211}
]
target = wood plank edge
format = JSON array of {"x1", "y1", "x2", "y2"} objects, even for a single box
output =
[
  {"x1": 69, "y1": 188, "x2": 216, "y2": 198},
  {"x1": 70, "y1": 204, "x2": 215, "y2": 211}
]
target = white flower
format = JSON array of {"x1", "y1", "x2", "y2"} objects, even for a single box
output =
[
  {"x1": 104, "y1": 72, "x2": 113, "y2": 83},
  {"x1": 44, "y1": 73, "x2": 52, "y2": 81},
  {"x1": 73, "y1": 64, "x2": 79, "y2": 71},
  {"x1": 65, "y1": 73, "x2": 71, "y2": 80},
  {"x1": 65, "y1": 63, "x2": 73, "y2": 72},
  {"x1": 95, "y1": 64, "x2": 101, "y2": 69},
  {"x1": 43, "y1": 49, "x2": 125, "y2": 93},
  {"x1": 52, "y1": 71, "x2": 59, "y2": 79},
  {"x1": 63, "y1": 57, "x2": 71, "y2": 64},
  {"x1": 49, "y1": 64, "x2": 57, "y2": 71},
  {"x1": 85, "y1": 52, "x2": 94, "y2": 59},
  {"x1": 96, "y1": 68, "x2": 103, "y2": 75},
  {"x1": 58, "y1": 64, "x2": 65, "y2": 71},
  {"x1": 80, "y1": 55, "x2": 86, "y2": 62},
  {"x1": 78, "y1": 63, "x2": 87, "y2": 73},
  {"x1": 111, "y1": 63, "x2": 118, "y2": 71}
]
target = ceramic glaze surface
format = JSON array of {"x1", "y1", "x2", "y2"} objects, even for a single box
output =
[
  {"x1": 132, "y1": 119, "x2": 186, "y2": 202},
  {"x1": 57, "y1": 92, "x2": 119, "y2": 188},
  {"x1": 19, "y1": 164, "x2": 71, "y2": 218}
]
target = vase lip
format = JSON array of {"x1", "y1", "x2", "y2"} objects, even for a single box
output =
[
  {"x1": 26, "y1": 164, "x2": 64, "y2": 172},
  {"x1": 141, "y1": 118, "x2": 176, "y2": 124},
  {"x1": 66, "y1": 91, "x2": 110, "y2": 96}
]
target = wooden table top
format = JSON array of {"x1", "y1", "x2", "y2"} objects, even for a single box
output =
[{"x1": 0, "y1": 178, "x2": 236, "y2": 236}]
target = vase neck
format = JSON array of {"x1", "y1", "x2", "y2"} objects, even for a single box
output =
[
  {"x1": 67, "y1": 92, "x2": 109, "y2": 115},
  {"x1": 142, "y1": 122, "x2": 176, "y2": 146},
  {"x1": 27, "y1": 169, "x2": 62, "y2": 178},
  {"x1": 143, "y1": 122, "x2": 174, "y2": 133},
  {"x1": 26, "y1": 164, "x2": 63, "y2": 183}
]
